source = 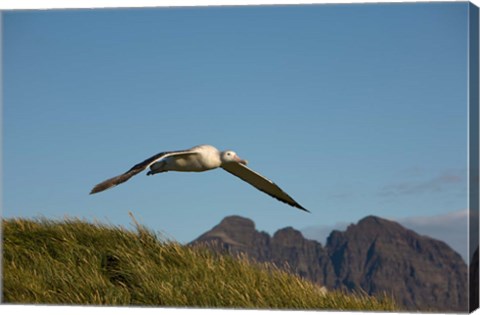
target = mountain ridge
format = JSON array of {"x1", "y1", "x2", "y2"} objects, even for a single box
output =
[{"x1": 190, "y1": 214, "x2": 468, "y2": 311}]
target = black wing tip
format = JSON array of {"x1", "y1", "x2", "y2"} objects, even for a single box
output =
[
  {"x1": 89, "y1": 184, "x2": 110, "y2": 195},
  {"x1": 295, "y1": 204, "x2": 310, "y2": 213},
  {"x1": 89, "y1": 186, "x2": 107, "y2": 194},
  {"x1": 89, "y1": 176, "x2": 123, "y2": 195}
]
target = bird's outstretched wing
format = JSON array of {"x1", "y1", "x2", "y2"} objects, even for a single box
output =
[
  {"x1": 221, "y1": 162, "x2": 309, "y2": 212},
  {"x1": 90, "y1": 150, "x2": 197, "y2": 194}
]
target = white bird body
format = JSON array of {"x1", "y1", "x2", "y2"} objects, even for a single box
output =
[
  {"x1": 150, "y1": 145, "x2": 221, "y2": 173},
  {"x1": 90, "y1": 144, "x2": 308, "y2": 212}
]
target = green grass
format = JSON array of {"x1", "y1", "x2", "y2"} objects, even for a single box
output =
[{"x1": 2, "y1": 216, "x2": 397, "y2": 310}]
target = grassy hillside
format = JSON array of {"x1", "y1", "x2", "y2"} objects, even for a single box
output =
[{"x1": 2, "y1": 216, "x2": 397, "y2": 310}]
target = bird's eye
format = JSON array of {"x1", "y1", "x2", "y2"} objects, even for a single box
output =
[{"x1": 227, "y1": 152, "x2": 231, "y2": 156}]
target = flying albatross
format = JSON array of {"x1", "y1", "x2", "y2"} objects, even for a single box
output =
[{"x1": 90, "y1": 144, "x2": 309, "y2": 212}]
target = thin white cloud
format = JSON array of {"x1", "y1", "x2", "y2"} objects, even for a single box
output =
[
  {"x1": 395, "y1": 209, "x2": 468, "y2": 225},
  {"x1": 379, "y1": 170, "x2": 466, "y2": 197}
]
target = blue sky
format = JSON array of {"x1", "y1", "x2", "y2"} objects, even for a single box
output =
[{"x1": 2, "y1": 3, "x2": 470, "y2": 256}]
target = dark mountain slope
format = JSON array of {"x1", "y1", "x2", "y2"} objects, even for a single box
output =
[
  {"x1": 192, "y1": 216, "x2": 336, "y2": 287},
  {"x1": 326, "y1": 216, "x2": 467, "y2": 311},
  {"x1": 191, "y1": 215, "x2": 468, "y2": 311}
]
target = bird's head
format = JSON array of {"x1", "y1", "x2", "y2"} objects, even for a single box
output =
[{"x1": 220, "y1": 150, "x2": 248, "y2": 165}]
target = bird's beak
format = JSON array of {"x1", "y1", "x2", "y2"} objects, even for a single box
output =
[{"x1": 235, "y1": 156, "x2": 248, "y2": 165}]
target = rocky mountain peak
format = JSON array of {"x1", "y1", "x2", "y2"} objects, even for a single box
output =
[
  {"x1": 217, "y1": 215, "x2": 256, "y2": 231},
  {"x1": 191, "y1": 214, "x2": 468, "y2": 311},
  {"x1": 273, "y1": 227, "x2": 306, "y2": 245}
]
